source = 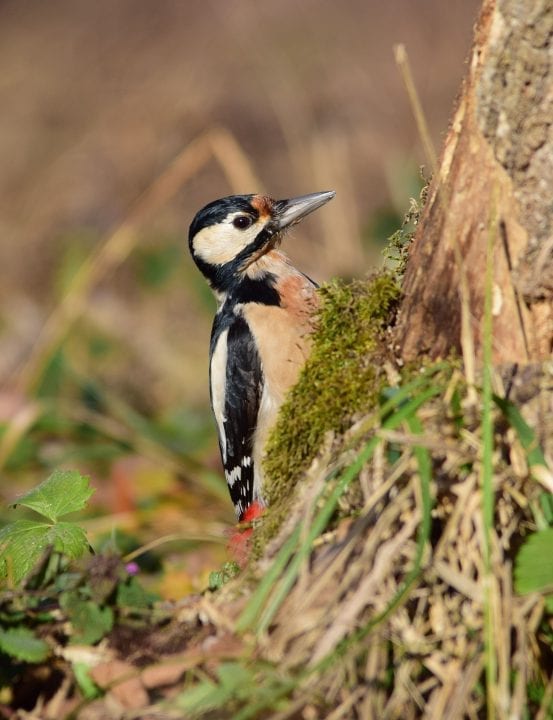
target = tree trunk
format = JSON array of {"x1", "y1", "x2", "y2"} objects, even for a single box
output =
[{"x1": 395, "y1": 0, "x2": 552, "y2": 364}]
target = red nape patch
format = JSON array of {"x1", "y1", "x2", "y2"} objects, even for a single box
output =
[
  {"x1": 250, "y1": 194, "x2": 274, "y2": 221},
  {"x1": 226, "y1": 501, "x2": 265, "y2": 568}
]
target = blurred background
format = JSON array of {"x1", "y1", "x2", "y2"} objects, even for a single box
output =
[{"x1": 0, "y1": 0, "x2": 480, "y2": 595}]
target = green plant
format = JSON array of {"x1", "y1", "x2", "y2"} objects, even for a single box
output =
[
  {"x1": 491, "y1": 395, "x2": 553, "y2": 596},
  {"x1": 0, "y1": 469, "x2": 158, "y2": 684},
  {"x1": 0, "y1": 469, "x2": 94, "y2": 586}
]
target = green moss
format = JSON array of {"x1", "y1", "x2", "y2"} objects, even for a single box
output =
[
  {"x1": 383, "y1": 178, "x2": 429, "y2": 280},
  {"x1": 261, "y1": 272, "x2": 400, "y2": 536}
]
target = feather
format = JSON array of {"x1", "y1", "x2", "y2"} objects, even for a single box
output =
[{"x1": 210, "y1": 312, "x2": 263, "y2": 520}]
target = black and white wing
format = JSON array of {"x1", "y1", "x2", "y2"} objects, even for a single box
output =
[{"x1": 210, "y1": 313, "x2": 262, "y2": 520}]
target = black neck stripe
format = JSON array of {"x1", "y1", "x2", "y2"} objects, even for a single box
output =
[
  {"x1": 232, "y1": 274, "x2": 280, "y2": 306},
  {"x1": 210, "y1": 273, "x2": 280, "y2": 356}
]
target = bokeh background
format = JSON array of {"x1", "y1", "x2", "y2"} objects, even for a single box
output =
[{"x1": 0, "y1": 0, "x2": 480, "y2": 595}]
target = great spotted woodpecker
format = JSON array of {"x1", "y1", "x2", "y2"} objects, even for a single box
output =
[{"x1": 189, "y1": 191, "x2": 335, "y2": 521}]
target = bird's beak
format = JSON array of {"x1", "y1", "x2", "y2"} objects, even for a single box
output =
[{"x1": 275, "y1": 191, "x2": 336, "y2": 230}]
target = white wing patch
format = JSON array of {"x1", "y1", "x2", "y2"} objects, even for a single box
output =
[
  {"x1": 210, "y1": 329, "x2": 229, "y2": 463},
  {"x1": 225, "y1": 465, "x2": 241, "y2": 488}
]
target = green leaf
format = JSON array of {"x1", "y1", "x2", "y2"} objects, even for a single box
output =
[
  {"x1": 62, "y1": 594, "x2": 114, "y2": 645},
  {"x1": 0, "y1": 520, "x2": 53, "y2": 584},
  {"x1": 0, "y1": 627, "x2": 49, "y2": 663},
  {"x1": 116, "y1": 577, "x2": 158, "y2": 609},
  {"x1": 48, "y1": 522, "x2": 90, "y2": 558},
  {"x1": 0, "y1": 519, "x2": 90, "y2": 585},
  {"x1": 515, "y1": 529, "x2": 553, "y2": 594},
  {"x1": 12, "y1": 470, "x2": 94, "y2": 522}
]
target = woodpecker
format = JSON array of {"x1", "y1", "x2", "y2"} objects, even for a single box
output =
[{"x1": 189, "y1": 191, "x2": 335, "y2": 521}]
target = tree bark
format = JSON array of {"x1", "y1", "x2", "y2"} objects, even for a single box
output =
[{"x1": 395, "y1": 0, "x2": 553, "y2": 364}]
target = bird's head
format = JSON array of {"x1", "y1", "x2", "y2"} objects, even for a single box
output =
[{"x1": 188, "y1": 191, "x2": 335, "y2": 292}]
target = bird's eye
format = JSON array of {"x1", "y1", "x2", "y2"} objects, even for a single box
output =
[{"x1": 233, "y1": 215, "x2": 253, "y2": 230}]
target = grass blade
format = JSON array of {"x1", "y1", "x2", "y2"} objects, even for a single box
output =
[
  {"x1": 493, "y1": 394, "x2": 548, "y2": 471},
  {"x1": 237, "y1": 370, "x2": 448, "y2": 634},
  {"x1": 481, "y1": 187, "x2": 497, "y2": 719},
  {"x1": 252, "y1": 384, "x2": 443, "y2": 635},
  {"x1": 235, "y1": 527, "x2": 301, "y2": 632}
]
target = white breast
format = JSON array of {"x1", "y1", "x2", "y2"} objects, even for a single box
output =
[{"x1": 252, "y1": 383, "x2": 280, "y2": 504}]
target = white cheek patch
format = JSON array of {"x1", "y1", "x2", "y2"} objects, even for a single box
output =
[{"x1": 193, "y1": 213, "x2": 262, "y2": 266}]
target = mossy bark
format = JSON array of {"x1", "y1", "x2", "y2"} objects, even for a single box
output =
[
  {"x1": 395, "y1": 0, "x2": 553, "y2": 363},
  {"x1": 259, "y1": 275, "x2": 400, "y2": 544}
]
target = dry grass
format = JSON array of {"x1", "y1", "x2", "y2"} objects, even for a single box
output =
[{"x1": 190, "y1": 362, "x2": 553, "y2": 719}]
